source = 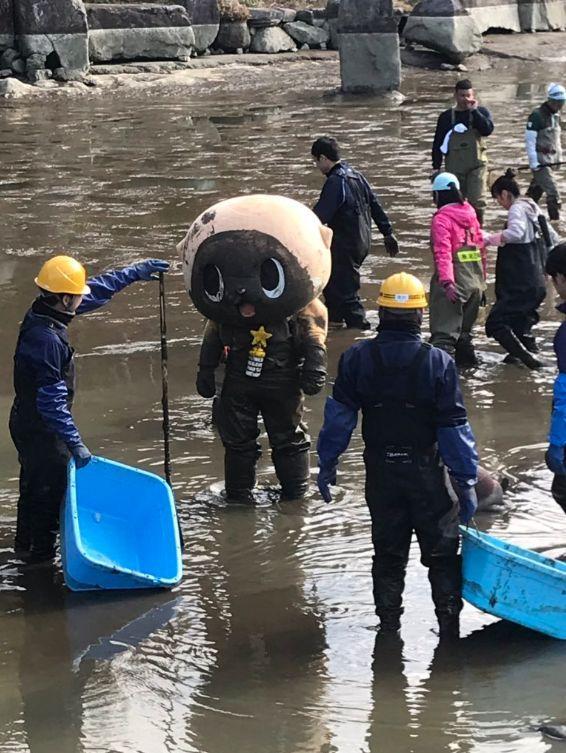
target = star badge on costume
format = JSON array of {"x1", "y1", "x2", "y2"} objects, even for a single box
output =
[
  {"x1": 246, "y1": 326, "x2": 272, "y2": 378},
  {"x1": 250, "y1": 326, "x2": 272, "y2": 349}
]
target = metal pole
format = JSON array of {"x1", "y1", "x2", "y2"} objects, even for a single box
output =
[{"x1": 159, "y1": 272, "x2": 172, "y2": 487}]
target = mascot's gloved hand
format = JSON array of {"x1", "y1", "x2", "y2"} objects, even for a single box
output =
[
  {"x1": 453, "y1": 481, "x2": 478, "y2": 524},
  {"x1": 546, "y1": 444, "x2": 566, "y2": 475},
  {"x1": 301, "y1": 369, "x2": 326, "y2": 396},
  {"x1": 317, "y1": 463, "x2": 337, "y2": 504},
  {"x1": 384, "y1": 234, "x2": 400, "y2": 257},
  {"x1": 72, "y1": 443, "x2": 92, "y2": 469},
  {"x1": 196, "y1": 369, "x2": 216, "y2": 398},
  {"x1": 134, "y1": 259, "x2": 170, "y2": 281}
]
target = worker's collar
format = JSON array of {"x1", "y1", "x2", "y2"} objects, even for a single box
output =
[
  {"x1": 376, "y1": 319, "x2": 422, "y2": 339},
  {"x1": 326, "y1": 160, "x2": 344, "y2": 176},
  {"x1": 31, "y1": 297, "x2": 74, "y2": 327}
]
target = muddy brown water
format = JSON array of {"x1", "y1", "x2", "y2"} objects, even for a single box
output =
[{"x1": 0, "y1": 59, "x2": 565, "y2": 753}]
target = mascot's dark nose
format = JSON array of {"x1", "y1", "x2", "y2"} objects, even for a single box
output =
[{"x1": 236, "y1": 287, "x2": 246, "y2": 296}]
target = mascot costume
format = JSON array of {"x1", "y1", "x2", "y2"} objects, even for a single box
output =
[{"x1": 178, "y1": 195, "x2": 332, "y2": 503}]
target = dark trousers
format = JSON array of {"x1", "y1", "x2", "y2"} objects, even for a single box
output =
[
  {"x1": 323, "y1": 256, "x2": 367, "y2": 327},
  {"x1": 9, "y1": 412, "x2": 69, "y2": 558},
  {"x1": 216, "y1": 377, "x2": 310, "y2": 501},
  {"x1": 551, "y1": 474, "x2": 566, "y2": 514},
  {"x1": 364, "y1": 454, "x2": 462, "y2": 619}
]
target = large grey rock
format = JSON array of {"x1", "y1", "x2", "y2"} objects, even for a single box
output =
[
  {"x1": 28, "y1": 68, "x2": 52, "y2": 82},
  {"x1": 0, "y1": 68, "x2": 11, "y2": 77},
  {"x1": 403, "y1": 0, "x2": 482, "y2": 62},
  {"x1": 283, "y1": 20, "x2": 329, "y2": 45},
  {"x1": 86, "y1": 3, "x2": 195, "y2": 62},
  {"x1": 0, "y1": 47, "x2": 18, "y2": 67},
  {"x1": 26, "y1": 52, "x2": 47, "y2": 71},
  {"x1": 86, "y1": 4, "x2": 192, "y2": 30},
  {"x1": 0, "y1": 0, "x2": 14, "y2": 51},
  {"x1": 296, "y1": 9, "x2": 327, "y2": 25},
  {"x1": 11, "y1": 57, "x2": 24, "y2": 74},
  {"x1": 326, "y1": 0, "x2": 340, "y2": 20},
  {"x1": 181, "y1": 0, "x2": 220, "y2": 51},
  {"x1": 212, "y1": 21, "x2": 250, "y2": 51},
  {"x1": 464, "y1": 1, "x2": 520, "y2": 33},
  {"x1": 89, "y1": 27, "x2": 195, "y2": 62},
  {"x1": 0, "y1": 77, "x2": 32, "y2": 97},
  {"x1": 339, "y1": 32, "x2": 400, "y2": 92},
  {"x1": 250, "y1": 25, "x2": 296, "y2": 52},
  {"x1": 15, "y1": 0, "x2": 89, "y2": 72},
  {"x1": 338, "y1": 0, "x2": 400, "y2": 93},
  {"x1": 248, "y1": 8, "x2": 285, "y2": 27},
  {"x1": 338, "y1": 0, "x2": 397, "y2": 33}
]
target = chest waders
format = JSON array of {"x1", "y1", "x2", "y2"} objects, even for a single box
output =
[
  {"x1": 527, "y1": 108, "x2": 562, "y2": 220},
  {"x1": 485, "y1": 219, "x2": 548, "y2": 360},
  {"x1": 215, "y1": 321, "x2": 309, "y2": 504},
  {"x1": 10, "y1": 318, "x2": 75, "y2": 562},
  {"x1": 429, "y1": 229, "x2": 485, "y2": 359},
  {"x1": 360, "y1": 342, "x2": 462, "y2": 628},
  {"x1": 445, "y1": 109, "x2": 488, "y2": 219}
]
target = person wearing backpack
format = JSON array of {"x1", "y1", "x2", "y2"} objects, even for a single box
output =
[
  {"x1": 485, "y1": 169, "x2": 557, "y2": 369},
  {"x1": 429, "y1": 172, "x2": 487, "y2": 367},
  {"x1": 311, "y1": 137, "x2": 400, "y2": 330}
]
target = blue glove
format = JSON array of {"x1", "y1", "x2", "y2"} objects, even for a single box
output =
[
  {"x1": 317, "y1": 463, "x2": 337, "y2": 504},
  {"x1": 72, "y1": 443, "x2": 92, "y2": 469},
  {"x1": 546, "y1": 444, "x2": 566, "y2": 475},
  {"x1": 134, "y1": 259, "x2": 170, "y2": 281},
  {"x1": 453, "y1": 482, "x2": 478, "y2": 524}
]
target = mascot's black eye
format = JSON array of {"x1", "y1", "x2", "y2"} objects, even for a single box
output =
[
  {"x1": 203, "y1": 265, "x2": 224, "y2": 302},
  {"x1": 260, "y1": 258, "x2": 285, "y2": 299}
]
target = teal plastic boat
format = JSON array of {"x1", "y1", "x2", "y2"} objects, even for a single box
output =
[
  {"x1": 461, "y1": 527, "x2": 566, "y2": 640},
  {"x1": 62, "y1": 457, "x2": 183, "y2": 592}
]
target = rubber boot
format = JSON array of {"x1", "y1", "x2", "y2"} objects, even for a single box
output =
[
  {"x1": 273, "y1": 448, "x2": 310, "y2": 500},
  {"x1": 494, "y1": 329, "x2": 544, "y2": 369},
  {"x1": 377, "y1": 613, "x2": 401, "y2": 634},
  {"x1": 518, "y1": 334, "x2": 539, "y2": 353},
  {"x1": 548, "y1": 196, "x2": 561, "y2": 222},
  {"x1": 455, "y1": 334, "x2": 478, "y2": 368},
  {"x1": 224, "y1": 447, "x2": 258, "y2": 504},
  {"x1": 437, "y1": 613, "x2": 460, "y2": 642}
]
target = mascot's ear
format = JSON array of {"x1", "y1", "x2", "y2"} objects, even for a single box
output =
[{"x1": 319, "y1": 225, "x2": 333, "y2": 249}]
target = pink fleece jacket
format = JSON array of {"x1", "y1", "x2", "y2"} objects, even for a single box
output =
[{"x1": 430, "y1": 202, "x2": 486, "y2": 285}]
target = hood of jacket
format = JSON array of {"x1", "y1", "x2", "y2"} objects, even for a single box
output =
[
  {"x1": 513, "y1": 196, "x2": 540, "y2": 221},
  {"x1": 436, "y1": 201, "x2": 478, "y2": 229}
]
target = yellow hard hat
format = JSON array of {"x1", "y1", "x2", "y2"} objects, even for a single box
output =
[
  {"x1": 378, "y1": 272, "x2": 428, "y2": 309},
  {"x1": 34, "y1": 255, "x2": 90, "y2": 296}
]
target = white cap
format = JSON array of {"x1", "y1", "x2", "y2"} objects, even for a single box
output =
[{"x1": 548, "y1": 83, "x2": 566, "y2": 101}]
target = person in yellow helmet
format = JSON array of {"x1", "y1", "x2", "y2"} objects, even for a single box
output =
[
  {"x1": 10, "y1": 254, "x2": 169, "y2": 564},
  {"x1": 316, "y1": 272, "x2": 478, "y2": 640}
]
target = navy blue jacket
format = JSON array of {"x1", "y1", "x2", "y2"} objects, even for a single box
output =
[
  {"x1": 549, "y1": 302, "x2": 566, "y2": 446},
  {"x1": 317, "y1": 328, "x2": 478, "y2": 485},
  {"x1": 313, "y1": 162, "x2": 392, "y2": 261},
  {"x1": 12, "y1": 266, "x2": 146, "y2": 448},
  {"x1": 432, "y1": 107, "x2": 494, "y2": 170}
]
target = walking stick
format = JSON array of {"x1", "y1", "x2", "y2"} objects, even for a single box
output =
[
  {"x1": 158, "y1": 272, "x2": 185, "y2": 550},
  {"x1": 159, "y1": 272, "x2": 172, "y2": 487}
]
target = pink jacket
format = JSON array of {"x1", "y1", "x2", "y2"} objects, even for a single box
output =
[{"x1": 430, "y1": 202, "x2": 486, "y2": 284}]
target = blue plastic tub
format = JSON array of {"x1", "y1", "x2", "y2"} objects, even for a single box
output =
[
  {"x1": 62, "y1": 457, "x2": 183, "y2": 592},
  {"x1": 461, "y1": 527, "x2": 566, "y2": 640}
]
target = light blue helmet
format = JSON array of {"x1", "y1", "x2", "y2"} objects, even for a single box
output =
[
  {"x1": 548, "y1": 83, "x2": 566, "y2": 101},
  {"x1": 432, "y1": 172, "x2": 460, "y2": 192}
]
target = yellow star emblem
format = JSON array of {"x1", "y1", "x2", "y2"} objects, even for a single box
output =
[{"x1": 250, "y1": 326, "x2": 272, "y2": 348}]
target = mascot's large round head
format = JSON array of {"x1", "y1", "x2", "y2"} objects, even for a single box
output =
[{"x1": 177, "y1": 194, "x2": 332, "y2": 326}]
